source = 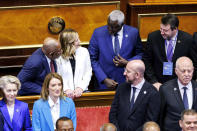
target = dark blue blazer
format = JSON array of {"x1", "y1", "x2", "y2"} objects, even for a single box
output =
[
  {"x1": 0, "y1": 110, "x2": 3, "y2": 131},
  {"x1": 0, "y1": 99, "x2": 32, "y2": 131},
  {"x1": 109, "y1": 81, "x2": 160, "y2": 131},
  {"x1": 17, "y1": 48, "x2": 57, "y2": 95},
  {"x1": 89, "y1": 25, "x2": 143, "y2": 89}
]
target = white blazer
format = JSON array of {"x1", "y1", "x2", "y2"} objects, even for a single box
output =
[{"x1": 57, "y1": 47, "x2": 92, "y2": 91}]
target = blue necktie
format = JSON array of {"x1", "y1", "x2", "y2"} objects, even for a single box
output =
[
  {"x1": 114, "y1": 33, "x2": 120, "y2": 55},
  {"x1": 166, "y1": 40, "x2": 173, "y2": 61},
  {"x1": 183, "y1": 87, "x2": 189, "y2": 109},
  {"x1": 130, "y1": 87, "x2": 136, "y2": 110}
]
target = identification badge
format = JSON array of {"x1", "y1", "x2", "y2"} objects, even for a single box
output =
[{"x1": 163, "y1": 62, "x2": 173, "y2": 75}]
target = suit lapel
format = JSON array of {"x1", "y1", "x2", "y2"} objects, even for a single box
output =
[
  {"x1": 173, "y1": 80, "x2": 185, "y2": 110},
  {"x1": 191, "y1": 81, "x2": 197, "y2": 108},
  {"x1": 54, "y1": 60, "x2": 57, "y2": 72},
  {"x1": 42, "y1": 101, "x2": 54, "y2": 131},
  {"x1": 129, "y1": 82, "x2": 149, "y2": 115},
  {"x1": 106, "y1": 31, "x2": 116, "y2": 56},
  {"x1": 172, "y1": 32, "x2": 182, "y2": 62},
  {"x1": 159, "y1": 37, "x2": 167, "y2": 61},
  {"x1": 12, "y1": 100, "x2": 21, "y2": 127},
  {"x1": 0, "y1": 99, "x2": 13, "y2": 129},
  {"x1": 41, "y1": 49, "x2": 50, "y2": 73},
  {"x1": 123, "y1": 83, "x2": 132, "y2": 114},
  {"x1": 119, "y1": 25, "x2": 127, "y2": 55}
]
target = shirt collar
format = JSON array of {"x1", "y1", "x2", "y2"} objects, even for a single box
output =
[
  {"x1": 131, "y1": 78, "x2": 145, "y2": 90},
  {"x1": 113, "y1": 26, "x2": 123, "y2": 36},
  {"x1": 48, "y1": 96, "x2": 60, "y2": 108}
]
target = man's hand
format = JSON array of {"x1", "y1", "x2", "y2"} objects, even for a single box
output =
[
  {"x1": 103, "y1": 78, "x2": 118, "y2": 89},
  {"x1": 74, "y1": 87, "x2": 83, "y2": 98},
  {"x1": 153, "y1": 82, "x2": 162, "y2": 91},
  {"x1": 64, "y1": 89, "x2": 75, "y2": 99},
  {"x1": 113, "y1": 55, "x2": 128, "y2": 67}
]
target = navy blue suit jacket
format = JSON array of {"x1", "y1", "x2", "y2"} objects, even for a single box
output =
[
  {"x1": 0, "y1": 99, "x2": 32, "y2": 131},
  {"x1": 89, "y1": 25, "x2": 143, "y2": 89},
  {"x1": 17, "y1": 48, "x2": 57, "y2": 95},
  {"x1": 0, "y1": 110, "x2": 3, "y2": 131},
  {"x1": 109, "y1": 81, "x2": 160, "y2": 131}
]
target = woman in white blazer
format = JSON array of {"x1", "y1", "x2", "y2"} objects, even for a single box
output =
[{"x1": 57, "y1": 29, "x2": 92, "y2": 99}]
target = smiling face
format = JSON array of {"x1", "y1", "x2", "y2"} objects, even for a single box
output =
[
  {"x1": 160, "y1": 24, "x2": 177, "y2": 40},
  {"x1": 180, "y1": 114, "x2": 197, "y2": 131},
  {"x1": 3, "y1": 83, "x2": 18, "y2": 103},
  {"x1": 48, "y1": 78, "x2": 62, "y2": 99}
]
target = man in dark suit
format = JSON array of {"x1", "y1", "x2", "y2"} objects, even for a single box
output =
[
  {"x1": 179, "y1": 109, "x2": 197, "y2": 131},
  {"x1": 17, "y1": 37, "x2": 61, "y2": 95},
  {"x1": 143, "y1": 13, "x2": 197, "y2": 90},
  {"x1": 109, "y1": 60, "x2": 160, "y2": 131},
  {"x1": 0, "y1": 110, "x2": 4, "y2": 131},
  {"x1": 159, "y1": 57, "x2": 197, "y2": 131},
  {"x1": 89, "y1": 10, "x2": 143, "y2": 90}
]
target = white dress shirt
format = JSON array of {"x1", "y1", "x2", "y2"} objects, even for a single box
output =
[
  {"x1": 48, "y1": 96, "x2": 60, "y2": 129},
  {"x1": 178, "y1": 80, "x2": 193, "y2": 109},
  {"x1": 7, "y1": 104, "x2": 14, "y2": 122},
  {"x1": 130, "y1": 78, "x2": 145, "y2": 102},
  {"x1": 112, "y1": 27, "x2": 123, "y2": 51}
]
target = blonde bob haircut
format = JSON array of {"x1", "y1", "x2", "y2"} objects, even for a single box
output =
[
  {"x1": 0, "y1": 75, "x2": 21, "y2": 98},
  {"x1": 41, "y1": 73, "x2": 64, "y2": 100},
  {"x1": 59, "y1": 29, "x2": 79, "y2": 59}
]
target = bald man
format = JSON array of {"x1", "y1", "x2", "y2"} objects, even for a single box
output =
[
  {"x1": 159, "y1": 57, "x2": 197, "y2": 131},
  {"x1": 18, "y1": 37, "x2": 62, "y2": 95},
  {"x1": 109, "y1": 60, "x2": 160, "y2": 131},
  {"x1": 143, "y1": 121, "x2": 160, "y2": 131},
  {"x1": 100, "y1": 123, "x2": 117, "y2": 131}
]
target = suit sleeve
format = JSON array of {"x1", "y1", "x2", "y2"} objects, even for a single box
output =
[
  {"x1": 23, "y1": 104, "x2": 32, "y2": 131},
  {"x1": 32, "y1": 101, "x2": 41, "y2": 131},
  {"x1": 109, "y1": 87, "x2": 120, "y2": 130},
  {"x1": 128, "y1": 30, "x2": 143, "y2": 61},
  {"x1": 191, "y1": 32, "x2": 197, "y2": 79},
  {"x1": 159, "y1": 85, "x2": 166, "y2": 131},
  {"x1": 142, "y1": 34, "x2": 158, "y2": 84},
  {"x1": 88, "y1": 31, "x2": 108, "y2": 83},
  {"x1": 17, "y1": 60, "x2": 42, "y2": 94}
]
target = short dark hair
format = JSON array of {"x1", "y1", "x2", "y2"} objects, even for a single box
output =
[
  {"x1": 56, "y1": 116, "x2": 72, "y2": 129},
  {"x1": 161, "y1": 13, "x2": 179, "y2": 30},
  {"x1": 181, "y1": 109, "x2": 197, "y2": 120}
]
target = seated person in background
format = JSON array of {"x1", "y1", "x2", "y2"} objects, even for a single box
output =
[
  {"x1": 159, "y1": 57, "x2": 197, "y2": 131},
  {"x1": 55, "y1": 117, "x2": 74, "y2": 131},
  {"x1": 179, "y1": 109, "x2": 197, "y2": 131},
  {"x1": 0, "y1": 110, "x2": 4, "y2": 131},
  {"x1": 32, "y1": 73, "x2": 76, "y2": 131},
  {"x1": 89, "y1": 10, "x2": 143, "y2": 90},
  {"x1": 143, "y1": 13, "x2": 197, "y2": 90},
  {"x1": 17, "y1": 37, "x2": 62, "y2": 95},
  {"x1": 109, "y1": 60, "x2": 160, "y2": 131},
  {"x1": 0, "y1": 75, "x2": 32, "y2": 131},
  {"x1": 57, "y1": 29, "x2": 92, "y2": 99},
  {"x1": 100, "y1": 123, "x2": 117, "y2": 131},
  {"x1": 143, "y1": 121, "x2": 160, "y2": 131}
]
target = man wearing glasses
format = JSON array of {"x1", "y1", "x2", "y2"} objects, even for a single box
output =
[
  {"x1": 143, "y1": 13, "x2": 197, "y2": 90},
  {"x1": 17, "y1": 37, "x2": 62, "y2": 95}
]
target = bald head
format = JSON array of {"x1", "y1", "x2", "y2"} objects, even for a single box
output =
[
  {"x1": 100, "y1": 123, "x2": 117, "y2": 131},
  {"x1": 175, "y1": 57, "x2": 194, "y2": 86},
  {"x1": 42, "y1": 37, "x2": 61, "y2": 60},
  {"x1": 127, "y1": 60, "x2": 145, "y2": 76},
  {"x1": 143, "y1": 122, "x2": 160, "y2": 131}
]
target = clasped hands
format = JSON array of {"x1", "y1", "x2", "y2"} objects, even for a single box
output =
[
  {"x1": 113, "y1": 55, "x2": 128, "y2": 67},
  {"x1": 64, "y1": 87, "x2": 83, "y2": 99}
]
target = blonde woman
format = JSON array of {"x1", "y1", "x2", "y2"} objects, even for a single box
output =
[
  {"x1": 0, "y1": 75, "x2": 32, "y2": 131},
  {"x1": 57, "y1": 29, "x2": 92, "y2": 99}
]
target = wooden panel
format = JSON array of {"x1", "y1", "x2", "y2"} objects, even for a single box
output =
[
  {"x1": 138, "y1": 13, "x2": 197, "y2": 41},
  {"x1": 146, "y1": 0, "x2": 197, "y2": 2},
  {"x1": 0, "y1": 2, "x2": 119, "y2": 47},
  {"x1": 125, "y1": 2, "x2": 197, "y2": 41},
  {"x1": 15, "y1": 91, "x2": 115, "y2": 110}
]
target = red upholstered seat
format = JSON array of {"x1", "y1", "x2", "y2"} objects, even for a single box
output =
[{"x1": 76, "y1": 106, "x2": 110, "y2": 131}]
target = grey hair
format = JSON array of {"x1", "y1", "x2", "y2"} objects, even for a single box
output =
[
  {"x1": 108, "y1": 10, "x2": 125, "y2": 25},
  {"x1": 0, "y1": 75, "x2": 21, "y2": 90}
]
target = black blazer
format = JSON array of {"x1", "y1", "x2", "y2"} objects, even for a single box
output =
[
  {"x1": 159, "y1": 79, "x2": 197, "y2": 131},
  {"x1": 109, "y1": 81, "x2": 160, "y2": 131},
  {"x1": 143, "y1": 30, "x2": 197, "y2": 84},
  {"x1": 0, "y1": 110, "x2": 4, "y2": 131}
]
